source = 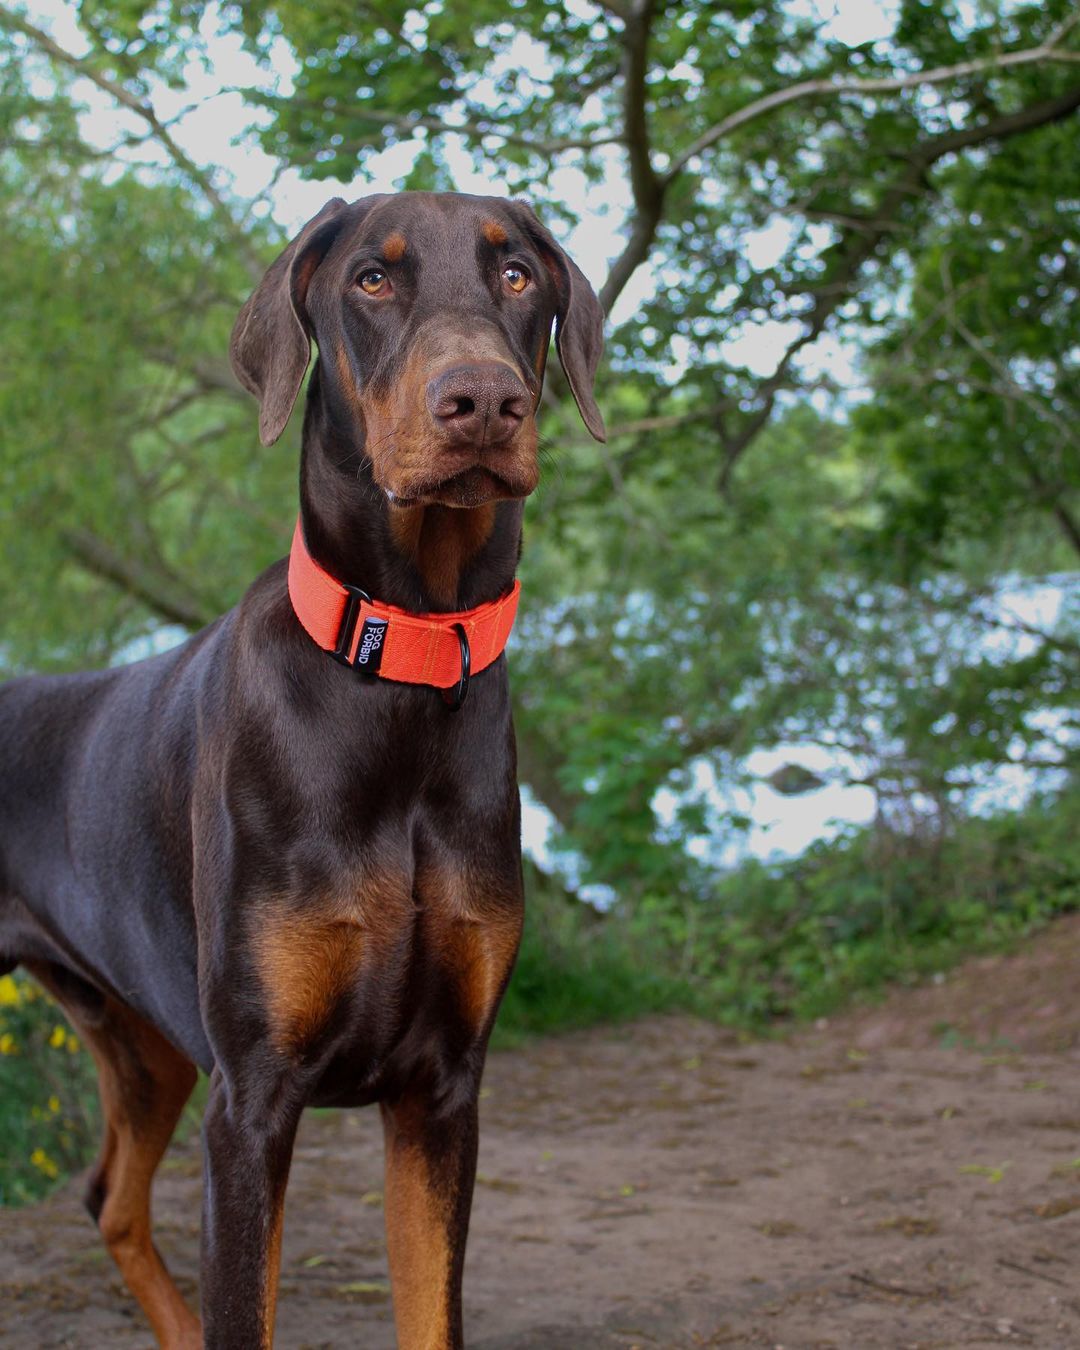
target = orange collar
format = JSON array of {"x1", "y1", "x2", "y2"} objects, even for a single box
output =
[{"x1": 287, "y1": 518, "x2": 520, "y2": 707}]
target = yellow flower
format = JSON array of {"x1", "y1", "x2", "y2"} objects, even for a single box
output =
[
  {"x1": 30, "y1": 1148, "x2": 59, "y2": 1180},
  {"x1": 0, "y1": 1033, "x2": 16, "y2": 1055},
  {"x1": 49, "y1": 1025, "x2": 67, "y2": 1049},
  {"x1": 66, "y1": 1033, "x2": 80, "y2": 1054},
  {"x1": 48, "y1": 1095, "x2": 61, "y2": 1115},
  {"x1": 0, "y1": 975, "x2": 21, "y2": 1007}
]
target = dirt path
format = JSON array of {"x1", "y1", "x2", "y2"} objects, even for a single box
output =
[{"x1": 5, "y1": 918, "x2": 1080, "y2": 1348}]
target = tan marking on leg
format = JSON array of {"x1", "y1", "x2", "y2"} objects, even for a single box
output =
[
  {"x1": 263, "y1": 1185, "x2": 287, "y2": 1345},
  {"x1": 481, "y1": 219, "x2": 508, "y2": 246},
  {"x1": 382, "y1": 231, "x2": 408, "y2": 262},
  {"x1": 381, "y1": 1102, "x2": 455, "y2": 1348},
  {"x1": 25, "y1": 962, "x2": 201, "y2": 1350}
]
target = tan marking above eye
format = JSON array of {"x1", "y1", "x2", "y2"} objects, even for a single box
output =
[
  {"x1": 503, "y1": 266, "x2": 529, "y2": 293},
  {"x1": 382, "y1": 231, "x2": 407, "y2": 262},
  {"x1": 482, "y1": 219, "x2": 508, "y2": 246}
]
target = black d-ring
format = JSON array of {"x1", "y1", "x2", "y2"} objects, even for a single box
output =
[{"x1": 441, "y1": 623, "x2": 471, "y2": 711}]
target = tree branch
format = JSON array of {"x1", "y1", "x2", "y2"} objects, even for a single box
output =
[
  {"x1": 595, "y1": 16, "x2": 1080, "y2": 314},
  {"x1": 666, "y1": 20, "x2": 1080, "y2": 184},
  {"x1": 717, "y1": 84, "x2": 1080, "y2": 489},
  {"x1": 0, "y1": 4, "x2": 264, "y2": 282},
  {"x1": 283, "y1": 100, "x2": 621, "y2": 156},
  {"x1": 599, "y1": 0, "x2": 665, "y2": 313},
  {"x1": 603, "y1": 404, "x2": 726, "y2": 440},
  {"x1": 64, "y1": 528, "x2": 216, "y2": 630}
]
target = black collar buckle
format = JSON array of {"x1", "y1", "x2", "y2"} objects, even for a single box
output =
[
  {"x1": 441, "y1": 623, "x2": 471, "y2": 712},
  {"x1": 331, "y1": 583, "x2": 376, "y2": 669}
]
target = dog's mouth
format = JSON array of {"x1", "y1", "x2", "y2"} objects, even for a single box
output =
[{"x1": 388, "y1": 461, "x2": 539, "y2": 510}]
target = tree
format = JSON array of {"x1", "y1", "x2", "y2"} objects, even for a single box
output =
[{"x1": 1, "y1": 0, "x2": 1077, "y2": 901}]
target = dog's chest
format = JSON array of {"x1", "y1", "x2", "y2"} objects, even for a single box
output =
[{"x1": 247, "y1": 855, "x2": 523, "y2": 1099}]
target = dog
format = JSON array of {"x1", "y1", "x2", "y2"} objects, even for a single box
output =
[{"x1": 0, "y1": 191, "x2": 605, "y2": 1348}]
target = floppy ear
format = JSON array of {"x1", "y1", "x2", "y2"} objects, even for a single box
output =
[
  {"x1": 230, "y1": 197, "x2": 349, "y2": 446},
  {"x1": 509, "y1": 202, "x2": 607, "y2": 442}
]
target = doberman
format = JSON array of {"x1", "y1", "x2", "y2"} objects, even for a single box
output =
[{"x1": 0, "y1": 192, "x2": 605, "y2": 1348}]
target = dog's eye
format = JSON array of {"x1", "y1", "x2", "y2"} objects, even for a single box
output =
[
  {"x1": 503, "y1": 266, "x2": 529, "y2": 294},
  {"x1": 357, "y1": 269, "x2": 389, "y2": 296}
]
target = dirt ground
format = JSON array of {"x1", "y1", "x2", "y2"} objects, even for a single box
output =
[{"x1": 5, "y1": 917, "x2": 1080, "y2": 1349}]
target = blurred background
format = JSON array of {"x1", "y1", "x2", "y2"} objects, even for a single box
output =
[{"x1": 0, "y1": 0, "x2": 1077, "y2": 1204}]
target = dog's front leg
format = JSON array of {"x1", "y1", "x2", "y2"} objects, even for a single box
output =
[
  {"x1": 199, "y1": 1066, "x2": 302, "y2": 1349},
  {"x1": 380, "y1": 1084, "x2": 481, "y2": 1350}
]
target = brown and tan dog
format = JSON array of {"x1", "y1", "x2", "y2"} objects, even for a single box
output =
[{"x1": 0, "y1": 191, "x2": 605, "y2": 1347}]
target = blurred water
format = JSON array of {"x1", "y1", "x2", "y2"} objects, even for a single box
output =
[{"x1": 525, "y1": 575, "x2": 1075, "y2": 886}]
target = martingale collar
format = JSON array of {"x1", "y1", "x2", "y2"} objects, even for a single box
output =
[{"x1": 287, "y1": 518, "x2": 520, "y2": 710}]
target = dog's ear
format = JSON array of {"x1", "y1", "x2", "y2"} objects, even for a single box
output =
[
  {"x1": 508, "y1": 202, "x2": 607, "y2": 442},
  {"x1": 230, "y1": 197, "x2": 349, "y2": 446}
]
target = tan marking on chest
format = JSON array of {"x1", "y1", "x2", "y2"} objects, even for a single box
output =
[
  {"x1": 417, "y1": 864, "x2": 523, "y2": 1031},
  {"x1": 449, "y1": 916, "x2": 522, "y2": 1030},
  {"x1": 251, "y1": 878, "x2": 412, "y2": 1054},
  {"x1": 252, "y1": 914, "x2": 365, "y2": 1055},
  {"x1": 388, "y1": 503, "x2": 497, "y2": 607}
]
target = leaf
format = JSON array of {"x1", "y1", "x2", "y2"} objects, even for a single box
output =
[
  {"x1": 336, "y1": 1280, "x2": 391, "y2": 1298},
  {"x1": 959, "y1": 1162, "x2": 1010, "y2": 1184}
]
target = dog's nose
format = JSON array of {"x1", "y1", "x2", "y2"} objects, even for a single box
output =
[{"x1": 427, "y1": 363, "x2": 530, "y2": 448}]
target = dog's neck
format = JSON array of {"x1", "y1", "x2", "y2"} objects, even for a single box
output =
[{"x1": 296, "y1": 362, "x2": 524, "y2": 613}]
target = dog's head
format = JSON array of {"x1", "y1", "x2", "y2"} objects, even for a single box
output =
[{"x1": 230, "y1": 192, "x2": 605, "y2": 510}]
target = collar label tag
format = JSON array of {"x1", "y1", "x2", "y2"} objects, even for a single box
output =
[{"x1": 354, "y1": 615, "x2": 389, "y2": 673}]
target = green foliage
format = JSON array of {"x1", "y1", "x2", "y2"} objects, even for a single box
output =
[
  {"x1": 493, "y1": 865, "x2": 696, "y2": 1045},
  {"x1": 631, "y1": 784, "x2": 1080, "y2": 1024},
  {"x1": 0, "y1": 38, "x2": 293, "y2": 670},
  {"x1": 498, "y1": 784, "x2": 1080, "y2": 1046},
  {"x1": 0, "y1": 974, "x2": 99, "y2": 1206},
  {"x1": 498, "y1": 781, "x2": 1080, "y2": 1045},
  {"x1": 853, "y1": 108, "x2": 1080, "y2": 576}
]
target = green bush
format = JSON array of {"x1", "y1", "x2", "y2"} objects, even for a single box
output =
[
  {"x1": 636, "y1": 785, "x2": 1080, "y2": 1024},
  {"x1": 0, "y1": 974, "x2": 99, "y2": 1205},
  {"x1": 494, "y1": 864, "x2": 696, "y2": 1045}
]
